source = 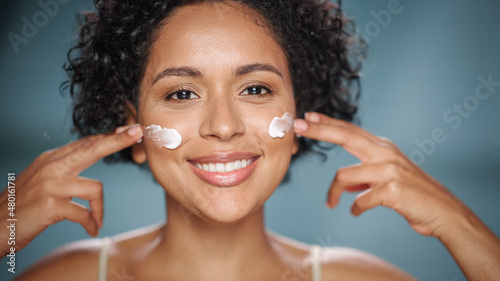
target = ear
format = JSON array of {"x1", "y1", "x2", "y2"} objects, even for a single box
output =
[
  {"x1": 126, "y1": 102, "x2": 147, "y2": 164},
  {"x1": 291, "y1": 135, "x2": 299, "y2": 155}
]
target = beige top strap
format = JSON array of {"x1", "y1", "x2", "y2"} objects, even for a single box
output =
[
  {"x1": 98, "y1": 237, "x2": 112, "y2": 281},
  {"x1": 310, "y1": 245, "x2": 322, "y2": 281}
]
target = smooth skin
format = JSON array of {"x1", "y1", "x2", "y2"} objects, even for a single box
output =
[{"x1": 2, "y1": 1, "x2": 499, "y2": 281}]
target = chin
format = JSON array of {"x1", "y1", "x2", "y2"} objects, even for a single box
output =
[
  {"x1": 203, "y1": 203, "x2": 258, "y2": 225},
  {"x1": 188, "y1": 185, "x2": 268, "y2": 225}
]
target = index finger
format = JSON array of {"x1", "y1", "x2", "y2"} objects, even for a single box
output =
[
  {"x1": 305, "y1": 112, "x2": 380, "y2": 142},
  {"x1": 294, "y1": 118, "x2": 383, "y2": 162},
  {"x1": 58, "y1": 124, "x2": 143, "y2": 174}
]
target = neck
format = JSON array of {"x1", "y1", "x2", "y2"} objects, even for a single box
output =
[{"x1": 150, "y1": 194, "x2": 281, "y2": 280}]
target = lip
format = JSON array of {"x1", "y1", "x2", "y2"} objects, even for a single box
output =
[{"x1": 188, "y1": 152, "x2": 260, "y2": 187}]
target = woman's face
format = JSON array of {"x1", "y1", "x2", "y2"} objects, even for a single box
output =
[{"x1": 136, "y1": 1, "x2": 297, "y2": 223}]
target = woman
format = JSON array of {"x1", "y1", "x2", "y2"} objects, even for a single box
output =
[{"x1": 1, "y1": 0, "x2": 499, "y2": 280}]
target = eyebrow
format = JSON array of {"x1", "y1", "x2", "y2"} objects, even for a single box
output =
[
  {"x1": 235, "y1": 63, "x2": 283, "y2": 78},
  {"x1": 152, "y1": 63, "x2": 283, "y2": 85},
  {"x1": 152, "y1": 67, "x2": 203, "y2": 85}
]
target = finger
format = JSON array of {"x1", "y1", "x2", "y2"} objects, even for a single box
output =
[
  {"x1": 351, "y1": 188, "x2": 379, "y2": 216},
  {"x1": 345, "y1": 184, "x2": 371, "y2": 192},
  {"x1": 44, "y1": 140, "x2": 89, "y2": 159},
  {"x1": 54, "y1": 200, "x2": 99, "y2": 236},
  {"x1": 351, "y1": 179, "x2": 405, "y2": 216},
  {"x1": 304, "y1": 112, "x2": 379, "y2": 143},
  {"x1": 327, "y1": 163, "x2": 393, "y2": 208},
  {"x1": 47, "y1": 125, "x2": 129, "y2": 159},
  {"x1": 305, "y1": 112, "x2": 397, "y2": 149},
  {"x1": 294, "y1": 118, "x2": 383, "y2": 162},
  {"x1": 58, "y1": 124, "x2": 143, "y2": 174},
  {"x1": 58, "y1": 178, "x2": 104, "y2": 228}
]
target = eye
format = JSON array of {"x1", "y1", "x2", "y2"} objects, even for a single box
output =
[
  {"x1": 165, "y1": 90, "x2": 199, "y2": 100},
  {"x1": 241, "y1": 84, "x2": 273, "y2": 96}
]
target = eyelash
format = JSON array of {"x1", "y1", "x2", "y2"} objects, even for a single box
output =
[
  {"x1": 240, "y1": 82, "x2": 274, "y2": 97},
  {"x1": 164, "y1": 87, "x2": 199, "y2": 101},
  {"x1": 163, "y1": 83, "x2": 274, "y2": 101}
]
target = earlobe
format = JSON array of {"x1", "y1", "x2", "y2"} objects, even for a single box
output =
[{"x1": 126, "y1": 102, "x2": 147, "y2": 164}]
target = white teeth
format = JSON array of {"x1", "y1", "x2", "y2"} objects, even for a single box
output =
[
  {"x1": 215, "y1": 163, "x2": 225, "y2": 172},
  {"x1": 208, "y1": 163, "x2": 216, "y2": 172},
  {"x1": 225, "y1": 162, "x2": 235, "y2": 172},
  {"x1": 195, "y1": 158, "x2": 254, "y2": 173}
]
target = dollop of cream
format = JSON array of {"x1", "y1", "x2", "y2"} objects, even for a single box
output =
[
  {"x1": 143, "y1": 124, "x2": 182, "y2": 149},
  {"x1": 269, "y1": 112, "x2": 294, "y2": 138}
]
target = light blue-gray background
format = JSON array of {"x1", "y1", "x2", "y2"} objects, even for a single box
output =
[{"x1": 1, "y1": 0, "x2": 499, "y2": 280}]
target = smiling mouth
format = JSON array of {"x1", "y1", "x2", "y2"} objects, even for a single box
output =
[
  {"x1": 192, "y1": 158, "x2": 255, "y2": 173},
  {"x1": 188, "y1": 153, "x2": 260, "y2": 187}
]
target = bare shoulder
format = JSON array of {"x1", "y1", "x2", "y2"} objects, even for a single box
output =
[
  {"x1": 14, "y1": 238, "x2": 102, "y2": 281},
  {"x1": 267, "y1": 231, "x2": 417, "y2": 281},
  {"x1": 15, "y1": 223, "x2": 163, "y2": 281},
  {"x1": 320, "y1": 247, "x2": 418, "y2": 281}
]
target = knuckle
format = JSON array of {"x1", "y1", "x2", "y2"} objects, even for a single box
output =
[
  {"x1": 80, "y1": 139, "x2": 95, "y2": 153},
  {"x1": 81, "y1": 135, "x2": 102, "y2": 154},
  {"x1": 37, "y1": 180, "x2": 53, "y2": 194},
  {"x1": 385, "y1": 181, "x2": 401, "y2": 198},
  {"x1": 377, "y1": 137, "x2": 399, "y2": 152},
  {"x1": 45, "y1": 160, "x2": 70, "y2": 178},
  {"x1": 39, "y1": 196, "x2": 61, "y2": 214},
  {"x1": 376, "y1": 136, "x2": 393, "y2": 144},
  {"x1": 384, "y1": 162, "x2": 400, "y2": 180},
  {"x1": 39, "y1": 150, "x2": 54, "y2": 160},
  {"x1": 33, "y1": 151, "x2": 52, "y2": 166},
  {"x1": 377, "y1": 137, "x2": 399, "y2": 157},
  {"x1": 37, "y1": 164, "x2": 58, "y2": 178},
  {"x1": 335, "y1": 168, "x2": 351, "y2": 182},
  {"x1": 91, "y1": 182, "x2": 104, "y2": 196}
]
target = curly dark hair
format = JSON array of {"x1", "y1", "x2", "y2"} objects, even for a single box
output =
[{"x1": 63, "y1": 0, "x2": 364, "y2": 162}]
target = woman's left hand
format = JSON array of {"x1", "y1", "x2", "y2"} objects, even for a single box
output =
[
  {"x1": 294, "y1": 112, "x2": 500, "y2": 280},
  {"x1": 293, "y1": 112, "x2": 470, "y2": 239}
]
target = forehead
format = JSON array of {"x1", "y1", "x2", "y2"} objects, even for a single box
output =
[{"x1": 144, "y1": 1, "x2": 289, "y2": 81}]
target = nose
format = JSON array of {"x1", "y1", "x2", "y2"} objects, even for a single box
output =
[{"x1": 199, "y1": 95, "x2": 245, "y2": 142}]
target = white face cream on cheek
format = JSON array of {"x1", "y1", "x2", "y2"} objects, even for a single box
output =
[
  {"x1": 268, "y1": 112, "x2": 294, "y2": 138},
  {"x1": 142, "y1": 124, "x2": 182, "y2": 149}
]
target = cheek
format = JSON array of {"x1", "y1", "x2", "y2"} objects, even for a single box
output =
[
  {"x1": 140, "y1": 109, "x2": 200, "y2": 150},
  {"x1": 244, "y1": 109, "x2": 296, "y2": 152},
  {"x1": 143, "y1": 125, "x2": 182, "y2": 149},
  {"x1": 139, "y1": 111, "x2": 199, "y2": 185}
]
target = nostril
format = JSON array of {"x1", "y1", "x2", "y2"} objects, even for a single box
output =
[{"x1": 201, "y1": 106, "x2": 245, "y2": 141}]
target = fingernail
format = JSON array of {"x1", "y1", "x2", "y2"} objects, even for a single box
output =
[
  {"x1": 294, "y1": 119, "x2": 308, "y2": 132},
  {"x1": 127, "y1": 123, "x2": 141, "y2": 136},
  {"x1": 115, "y1": 126, "x2": 127, "y2": 134},
  {"x1": 305, "y1": 112, "x2": 320, "y2": 123}
]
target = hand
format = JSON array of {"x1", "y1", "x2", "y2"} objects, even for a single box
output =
[
  {"x1": 0, "y1": 124, "x2": 143, "y2": 257},
  {"x1": 293, "y1": 112, "x2": 469, "y2": 239}
]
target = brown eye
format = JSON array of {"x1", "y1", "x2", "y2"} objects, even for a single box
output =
[
  {"x1": 241, "y1": 85, "x2": 272, "y2": 96},
  {"x1": 166, "y1": 90, "x2": 199, "y2": 100}
]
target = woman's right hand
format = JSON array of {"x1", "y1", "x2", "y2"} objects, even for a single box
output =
[{"x1": 0, "y1": 124, "x2": 143, "y2": 257}]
